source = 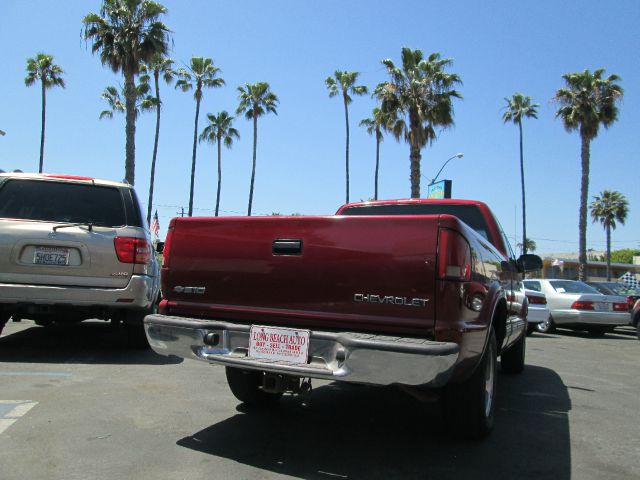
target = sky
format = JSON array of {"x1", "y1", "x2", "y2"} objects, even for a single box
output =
[{"x1": 1, "y1": 0, "x2": 639, "y2": 256}]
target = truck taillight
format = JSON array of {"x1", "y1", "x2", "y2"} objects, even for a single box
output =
[
  {"x1": 114, "y1": 237, "x2": 151, "y2": 264},
  {"x1": 526, "y1": 295, "x2": 547, "y2": 305},
  {"x1": 438, "y1": 228, "x2": 471, "y2": 281},
  {"x1": 162, "y1": 222, "x2": 175, "y2": 268},
  {"x1": 571, "y1": 300, "x2": 594, "y2": 311}
]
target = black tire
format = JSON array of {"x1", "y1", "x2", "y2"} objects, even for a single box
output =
[
  {"x1": 501, "y1": 331, "x2": 526, "y2": 374},
  {"x1": 587, "y1": 326, "x2": 608, "y2": 337},
  {"x1": 0, "y1": 314, "x2": 9, "y2": 335},
  {"x1": 225, "y1": 367, "x2": 281, "y2": 406},
  {"x1": 536, "y1": 315, "x2": 556, "y2": 334},
  {"x1": 526, "y1": 324, "x2": 535, "y2": 336},
  {"x1": 34, "y1": 319, "x2": 54, "y2": 327},
  {"x1": 125, "y1": 321, "x2": 149, "y2": 348},
  {"x1": 636, "y1": 323, "x2": 640, "y2": 341},
  {"x1": 443, "y1": 329, "x2": 497, "y2": 440},
  {"x1": 124, "y1": 308, "x2": 154, "y2": 349}
]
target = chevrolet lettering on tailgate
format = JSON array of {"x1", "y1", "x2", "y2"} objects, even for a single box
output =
[{"x1": 353, "y1": 293, "x2": 429, "y2": 307}]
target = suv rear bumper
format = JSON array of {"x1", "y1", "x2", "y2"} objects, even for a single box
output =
[
  {"x1": 0, "y1": 275, "x2": 156, "y2": 310},
  {"x1": 144, "y1": 314, "x2": 460, "y2": 387}
]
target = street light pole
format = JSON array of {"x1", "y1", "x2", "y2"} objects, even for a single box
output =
[{"x1": 430, "y1": 152, "x2": 464, "y2": 185}]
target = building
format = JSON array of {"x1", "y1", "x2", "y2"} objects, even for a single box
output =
[{"x1": 536, "y1": 253, "x2": 640, "y2": 281}]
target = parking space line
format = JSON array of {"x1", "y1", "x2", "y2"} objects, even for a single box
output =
[
  {"x1": 0, "y1": 401, "x2": 38, "y2": 435},
  {"x1": 0, "y1": 372, "x2": 72, "y2": 377}
]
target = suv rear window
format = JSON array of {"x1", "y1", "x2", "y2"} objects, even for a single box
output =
[
  {"x1": 340, "y1": 203, "x2": 491, "y2": 241},
  {"x1": 0, "y1": 179, "x2": 127, "y2": 227}
]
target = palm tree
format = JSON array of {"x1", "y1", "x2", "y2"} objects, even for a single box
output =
[
  {"x1": 83, "y1": 0, "x2": 170, "y2": 185},
  {"x1": 503, "y1": 93, "x2": 539, "y2": 254},
  {"x1": 236, "y1": 82, "x2": 279, "y2": 216},
  {"x1": 99, "y1": 83, "x2": 154, "y2": 120},
  {"x1": 24, "y1": 53, "x2": 65, "y2": 173},
  {"x1": 359, "y1": 107, "x2": 390, "y2": 200},
  {"x1": 199, "y1": 111, "x2": 240, "y2": 216},
  {"x1": 325, "y1": 71, "x2": 368, "y2": 204},
  {"x1": 554, "y1": 69, "x2": 624, "y2": 280},
  {"x1": 516, "y1": 238, "x2": 537, "y2": 256},
  {"x1": 376, "y1": 48, "x2": 462, "y2": 198},
  {"x1": 175, "y1": 56, "x2": 225, "y2": 217},
  {"x1": 140, "y1": 54, "x2": 174, "y2": 224},
  {"x1": 590, "y1": 190, "x2": 629, "y2": 281}
]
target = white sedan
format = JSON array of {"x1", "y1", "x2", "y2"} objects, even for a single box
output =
[
  {"x1": 522, "y1": 279, "x2": 629, "y2": 336},
  {"x1": 523, "y1": 289, "x2": 550, "y2": 334}
]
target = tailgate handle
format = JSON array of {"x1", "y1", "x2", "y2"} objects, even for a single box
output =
[{"x1": 273, "y1": 239, "x2": 303, "y2": 255}]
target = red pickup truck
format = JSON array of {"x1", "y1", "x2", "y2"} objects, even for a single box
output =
[{"x1": 145, "y1": 198, "x2": 542, "y2": 439}]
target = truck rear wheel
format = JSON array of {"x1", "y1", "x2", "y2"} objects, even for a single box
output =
[
  {"x1": 443, "y1": 329, "x2": 497, "y2": 440},
  {"x1": 225, "y1": 367, "x2": 282, "y2": 405},
  {"x1": 500, "y1": 331, "x2": 525, "y2": 374}
]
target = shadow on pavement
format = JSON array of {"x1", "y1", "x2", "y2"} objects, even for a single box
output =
[
  {"x1": 0, "y1": 320, "x2": 182, "y2": 366},
  {"x1": 177, "y1": 365, "x2": 571, "y2": 480},
  {"x1": 547, "y1": 328, "x2": 638, "y2": 341}
]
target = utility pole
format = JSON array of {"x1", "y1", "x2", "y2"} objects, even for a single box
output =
[{"x1": 177, "y1": 207, "x2": 185, "y2": 217}]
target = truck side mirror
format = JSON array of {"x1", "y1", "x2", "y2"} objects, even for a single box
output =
[
  {"x1": 517, "y1": 254, "x2": 542, "y2": 272},
  {"x1": 155, "y1": 241, "x2": 165, "y2": 254}
]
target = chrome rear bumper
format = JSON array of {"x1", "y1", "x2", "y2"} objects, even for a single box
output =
[{"x1": 144, "y1": 314, "x2": 459, "y2": 387}]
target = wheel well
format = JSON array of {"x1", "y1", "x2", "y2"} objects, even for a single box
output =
[{"x1": 492, "y1": 300, "x2": 508, "y2": 354}]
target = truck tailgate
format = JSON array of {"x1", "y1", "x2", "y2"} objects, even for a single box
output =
[{"x1": 163, "y1": 216, "x2": 439, "y2": 336}]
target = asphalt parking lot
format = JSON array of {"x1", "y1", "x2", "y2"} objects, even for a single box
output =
[{"x1": 0, "y1": 320, "x2": 638, "y2": 480}]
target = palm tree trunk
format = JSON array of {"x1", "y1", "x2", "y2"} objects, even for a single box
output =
[
  {"x1": 606, "y1": 224, "x2": 611, "y2": 281},
  {"x1": 374, "y1": 129, "x2": 380, "y2": 200},
  {"x1": 188, "y1": 97, "x2": 201, "y2": 217},
  {"x1": 344, "y1": 96, "x2": 350, "y2": 204},
  {"x1": 519, "y1": 121, "x2": 527, "y2": 255},
  {"x1": 124, "y1": 70, "x2": 137, "y2": 185},
  {"x1": 147, "y1": 70, "x2": 161, "y2": 225},
  {"x1": 578, "y1": 134, "x2": 591, "y2": 281},
  {"x1": 247, "y1": 115, "x2": 258, "y2": 216},
  {"x1": 39, "y1": 80, "x2": 46, "y2": 173},
  {"x1": 215, "y1": 134, "x2": 222, "y2": 217},
  {"x1": 410, "y1": 140, "x2": 421, "y2": 199}
]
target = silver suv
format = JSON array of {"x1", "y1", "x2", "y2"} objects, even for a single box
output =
[{"x1": 0, "y1": 173, "x2": 160, "y2": 346}]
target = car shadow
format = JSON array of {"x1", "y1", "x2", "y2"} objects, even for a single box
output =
[
  {"x1": 0, "y1": 320, "x2": 182, "y2": 366},
  {"x1": 547, "y1": 328, "x2": 637, "y2": 341},
  {"x1": 177, "y1": 365, "x2": 571, "y2": 480}
]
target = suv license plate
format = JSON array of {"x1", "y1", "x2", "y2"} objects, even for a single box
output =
[
  {"x1": 33, "y1": 247, "x2": 70, "y2": 266},
  {"x1": 249, "y1": 325, "x2": 310, "y2": 364}
]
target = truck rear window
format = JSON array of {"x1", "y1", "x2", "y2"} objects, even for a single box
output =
[
  {"x1": 340, "y1": 203, "x2": 491, "y2": 241},
  {"x1": 0, "y1": 179, "x2": 127, "y2": 227}
]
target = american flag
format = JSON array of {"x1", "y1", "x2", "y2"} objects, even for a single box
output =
[{"x1": 150, "y1": 210, "x2": 160, "y2": 237}]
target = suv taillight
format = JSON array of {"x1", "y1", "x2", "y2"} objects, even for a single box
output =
[
  {"x1": 162, "y1": 222, "x2": 175, "y2": 268},
  {"x1": 438, "y1": 228, "x2": 472, "y2": 281},
  {"x1": 571, "y1": 300, "x2": 594, "y2": 311},
  {"x1": 114, "y1": 237, "x2": 151, "y2": 264}
]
